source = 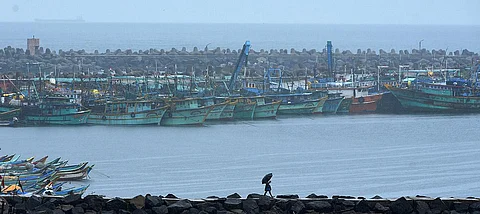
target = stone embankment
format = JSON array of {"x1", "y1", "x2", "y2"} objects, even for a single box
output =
[
  {"x1": 2, "y1": 193, "x2": 480, "y2": 214},
  {"x1": 0, "y1": 45, "x2": 478, "y2": 78}
]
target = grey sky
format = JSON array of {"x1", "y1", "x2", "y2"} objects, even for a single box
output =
[{"x1": 1, "y1": 0, "x2": 479, "y2": 25}]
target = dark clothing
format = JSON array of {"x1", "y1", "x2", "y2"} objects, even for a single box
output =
[{"x1": 265, "y1": 183, "x2": 271, "y2": 191}]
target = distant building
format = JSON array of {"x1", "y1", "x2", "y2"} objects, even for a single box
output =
[{"x1": 27, "y1": 36, "x2": 40, "y2": 55}]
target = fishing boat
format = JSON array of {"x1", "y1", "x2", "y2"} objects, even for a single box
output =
[
  {"x1": 385, "y1": 83, "x2": 480, "y2": 113},
  {"x1": 198, "y1": 97, "x2": 229, "y2": 120},
  {"x1": 312, "y1": 96, "x2": 328, "y2": 114},
  {"x1": 216, "y1": 97, "x2": 237, "y2": 120},
  {"x1": 0, "y1": 108, "x2": 20, "y2": 126},
  {"x1": 266, "y1": 93, "x2": 321, "y2": 114},
  {"x1": 87, "y1": 99, "x2": 168, "y2": 125},
  {"x1": 251, "y1": 96, "x2": 281, "y2": 119},
  {"x1": 312, "y1": 92, "x2": 343, "y2": 114},
  {"x1": 231, "y1": 97, "x2": 256, "y2": 119},
  {"x1": 160, "y1": 97, "x2": 212, "y2": 126},
  {"x1": 21, "y1": 96, "x2": 90, "y2": 125},
  {"x1": 337, "y1": 97, "x2": 353, "y2": 114}
]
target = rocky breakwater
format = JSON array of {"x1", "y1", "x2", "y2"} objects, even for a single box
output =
[
  {"x1": 0, "y1": 45, "x2": 478, "y2": 79},
  {"x1": 2, "y1": 193, "x2": 480, "y2": 214}
]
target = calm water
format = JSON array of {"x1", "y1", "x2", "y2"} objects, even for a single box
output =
[
  {"x1": 1, "y1": 114, "x2": 480, "y2": 199},
  {"x1": 0, "y1": 23, "x2": 479, "y2": 52}
]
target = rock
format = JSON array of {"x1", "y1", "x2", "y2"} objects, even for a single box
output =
[
  {"x1": 26, "y1": 195, "x2": 43, "y2": 210},
  {"x1": 354, "y1": 200, "x2": 370, "y2": 213},
  {"x1": 14, "y1": 203, "x2": 27, "y2": 214},
  {"x1": 389, "y1": 197, "x2": 413, "y2": 214},
  {"x1": 60, "y1": 204, "x2": 74, "y2": 212},
  {"x1": 246, "y1": 194, "x2": 263, "y2": 199},
  {"x1": 166, "y1": 194, "x2": 178, "y2": 198},
  {"x1": 275, "y1": 199, "x2": 289, "y2": 211},
  {"x1": 106, "y1": 198, "x2": 128, "y2": 211},
  {"x1": 168, "y1": 199, "x2": 193, "y2": 214},
  {"x1": 453, "y1": 202, "x2": 469, "y2": 213},
  {"x1": 227, "y1": 193, "x2": 241, "y2": 199},
  {"x1": 224, "y1": 198, "x2": 242, "y2": 210},
  {"x1": 242, "y1": 199, "x2": 259, "y2": 214},
  {"x1": 290, "y1": 201, "x2": 305, "y2": 214},
  {"x1": 152, "y1": 205, "x2": 169, "y2": 214},
  {"x1": 305, "y1": 201, "x2": 332, "y2": 212},
  {"x1": 132, "y1": 208, "x2": 148, "y2": 214},
  {"x1": 374, "y1": 202, "x2": 389, "y2": 212},
  {"x1": 53, "y1": 209, "x2": 66, "y2": 214},
  {"x1": 130, "y1": 195, "x2": 146, "y2": 209},
  {"x1": 276, "y1": 195, "x2": 299, "y2": 199},
  {"x1": 146, "y1": 195, "x2": 164, "y2": 208},
  {"x1": 204, "y1": 206, "x2": 218, "y2": 214},
  {"x1": 415, "y1": 201, "x2": 431, "y2": 214},
  {"x1": 371, "y1": 195, "x2": 383, "y2": 199},
  {"x1": 305, "y1": 193, "x2": 318, "y2": 198},
  {"x1": 257, "y1": 196, "x2": 275, "y2": 211},
  {"x1": 429, "y1": 198, "x2": 447, "y2": 214},
  {"x1": 71, "y1": 206, "x2": 85, "y2": 214},
  {"x1": 188, "y1": 207, "x2": 200, "y2": 214},
  {"x1": 470, "y1": 202, "x2": 480, "y2": 212},
  {"x1": 83, "y1": 195, "x2": 105, "y2": 211},
  {"x1": 63, "y1": 194, "x2": 83, "y2": 205}
]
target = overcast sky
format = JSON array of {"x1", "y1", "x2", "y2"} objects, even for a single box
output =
[{"x1": 1, "y1": 0, "x2": 479, "y2": 25}]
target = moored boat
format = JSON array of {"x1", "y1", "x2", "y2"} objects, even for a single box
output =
[
  {"x1": 160, "y1": 97, "x2": 212, "y2": 126},
  {"x1": 199, "y1": 97, "x2": 229, "y2": 120},
  {"x1": 251, "y1": 96, "x2": 281, "y2": 119},
  {"x1": 87, "y1": 99, "x2": 168, "y2": 125},
  {"x1": 231, "y1": 97, "x2": 256, "y2": 119},
  {"x1": 266, "y1": 93, "x2": 321, "y2": 115},
  {"x1": 385, "y1": 83, "x2": 480, "y2": 113},
  {"x1": 21, "y1": 96, "x2": 90, "y2": 125}
]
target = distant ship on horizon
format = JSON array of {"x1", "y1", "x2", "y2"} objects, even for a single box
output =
[{"x1": 34, "y1": 16, "x2": 85, "y2": 23}]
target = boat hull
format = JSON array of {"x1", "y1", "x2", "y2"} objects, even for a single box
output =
[
  {"x1": 387, "y1": 85, "x2": 480, "y2": 113},
  {"x1": 24, "y1": 110, "x2": 91, "y2": 125},
  {"x1": 88, "y1": 108, "x2": 167, "y2": 125},
  {"x1": 206, "y1": 103, "x2": 228, "y2": 120},
  {"x1": 233, "y1": 102, "x2": 256, "y2": 120},
  {"x1": 322, "y1": 97, "x2": 343, "y2": 114},
  {"x1": 254, "y1": 101, "x2": 281, "y2": 119},
  {"x1": 219, "y1": 101, "x2": 236, "y2": 120},
  {"x1": 349, "y1": 94, "x2": 383, "y2": 113},
  {"x1": 312, "y1": 97, "x2": 328, "y2": 114},
  {"x1": 337, "y1": 97, "x2": 352, "y2": 114},
  {"x1": 277, "y1": 99, "x2": 320, "y2": 114},
  {"x1": 160, "y1": 106, "x2": 212, "y2": 126}
]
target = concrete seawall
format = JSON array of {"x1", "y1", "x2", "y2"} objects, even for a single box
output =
[{"x1": 2, "y1": 194, "x2": 480, "y2": 214}]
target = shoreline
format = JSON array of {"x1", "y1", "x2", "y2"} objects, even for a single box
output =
[{"x1": 2, "y1": 193, "x2": 480, "y2": 214}]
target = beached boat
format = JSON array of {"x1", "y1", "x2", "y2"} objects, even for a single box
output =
[
  {"x1": 21, "y1": 96, "x2": 90, "y2": 125},
  {"x1": 160, "y1": 97, "x2": 212, "y2": 126},
  {"x1": 385, "y1": 83, "x2": 480, "y2": 113},
  {"x1": 251, "y1": 96, "x2": 281, "y2": 119},
  {"x1": 87, "y1": 99, "x2": 168, "y2": 125}
]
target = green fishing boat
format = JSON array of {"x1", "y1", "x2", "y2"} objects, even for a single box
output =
[
  {"x1": 21, "y1": 96, "x2": 90, "y2": 125},
  {"x1": 266, "y1": 93, "x2": 320, "y2": 114},
  {"x1": 231, "y1": 97, "x2": 256, "y2": 120},
  {"x1": 199, "y1": 97, "x2": 229, "y2": 120},
  {"x1": 386, "y1": 83, "x2": 480, "y2": 113},
  {"x1": 87, "y1": 100, "x2": 168, "y2": 125},
  {"x1": 252, "y1": 96, "x2": 281, "y2": 119},
  {"x1": 216, "y1": 97, "x2": 237, "y2": 120},
  {"x1": 312, "y1": 96, "x2": 328, "y2": 114},
  {"x1": 160, "y1": 98, "x2": 212, "y2": 126}
]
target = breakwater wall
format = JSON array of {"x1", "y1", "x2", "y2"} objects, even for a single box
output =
[
  {"x1": 0, "y1": 46, "x2": 478, "y2": 78},
  {"x1": 2, "y1": 194, "x2": 480, "y2": 214}
]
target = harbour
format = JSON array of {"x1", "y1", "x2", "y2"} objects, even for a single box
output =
[{"x1": 2, "y1": 113, "x2": 480, "y2": 199}]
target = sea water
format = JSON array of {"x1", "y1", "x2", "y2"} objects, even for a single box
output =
[{"x1": 1, "y1": 114, "x2": 480, "y2": 199}]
